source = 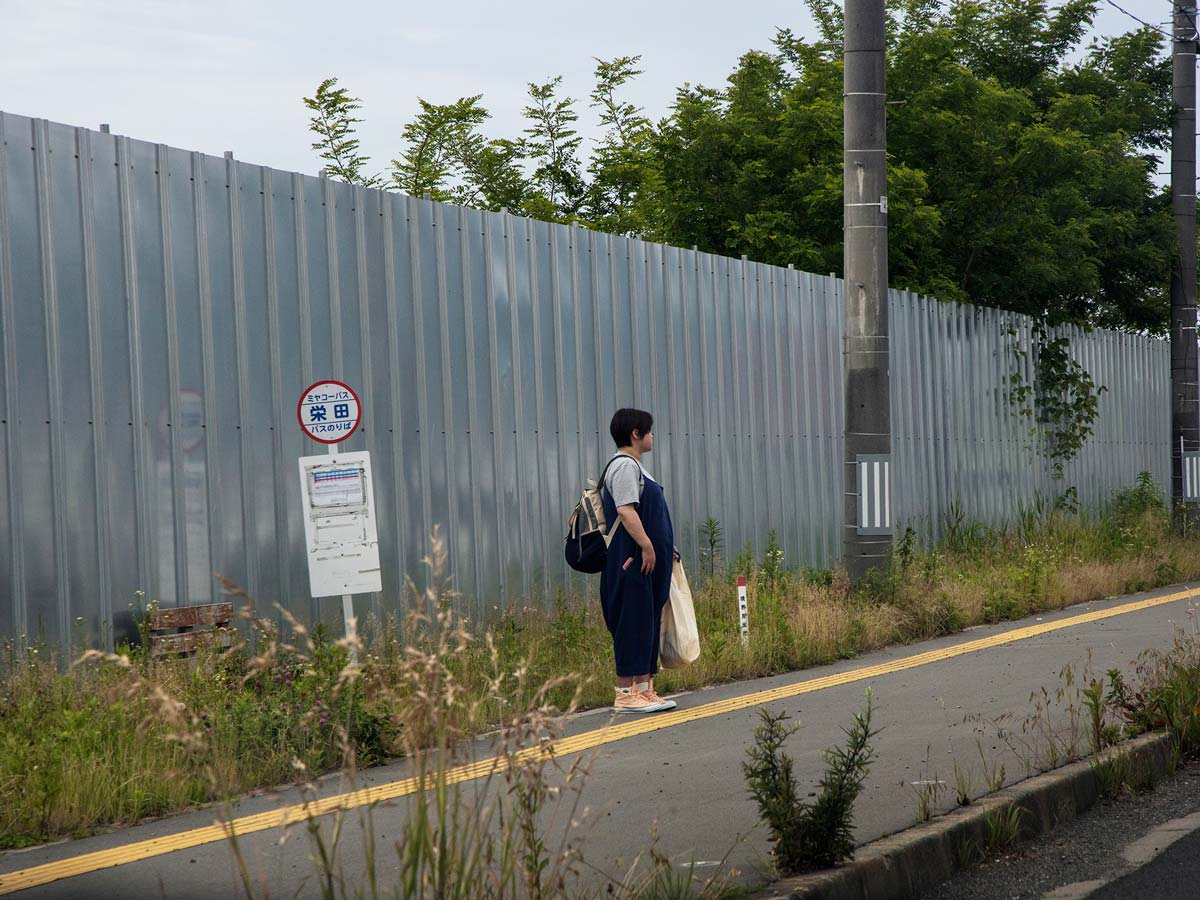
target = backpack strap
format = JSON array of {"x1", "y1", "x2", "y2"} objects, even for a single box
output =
[
  {"x1": 604, "y1": 517, "x2": 622, "y2": 546},
  {"x1": 598, "y1": 452, "x2": 645, "y2": 501},
  {"x1": 597, "y1": 453, "x2": 645, "y2": 546}
]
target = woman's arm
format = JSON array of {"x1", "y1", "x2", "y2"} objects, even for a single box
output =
[{"x1": 616, "y1": 505, "x2": 657, "y2": 575}]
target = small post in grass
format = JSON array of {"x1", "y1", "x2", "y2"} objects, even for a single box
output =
[{"x1": 738, "y1": 576, "x2": 750, "y2": 645}]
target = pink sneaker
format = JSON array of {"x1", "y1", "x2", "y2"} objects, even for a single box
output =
[
  {"x1": 635, "y1": 681, "x2": 677, "y2": 711},
  {"x1": 613, "y1": 687, "x2": 673, "y2": 713}
]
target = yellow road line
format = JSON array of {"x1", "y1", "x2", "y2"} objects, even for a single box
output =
[{"x1": 3, "y1": 586, "x2": 1198, "y2": 895}]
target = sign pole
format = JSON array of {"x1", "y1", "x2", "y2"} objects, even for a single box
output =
[
  {"x1": 737, "y1": 576, "x2": 750, "y2": 646},
  {"x1": 298, "y1": 379, "x2": 370, "y2": 668},
  {"x1": 326, "y1": 439, "x2": 359, "y2": 665}
]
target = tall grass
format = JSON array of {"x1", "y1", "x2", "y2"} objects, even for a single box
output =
[{"x1": 1, "y1": 474, "x2": 1197, "y2": 850}]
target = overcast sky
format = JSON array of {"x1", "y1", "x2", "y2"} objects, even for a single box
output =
[{"x1": 0, "y1": 0, "x2": 1179, "y2": 180}]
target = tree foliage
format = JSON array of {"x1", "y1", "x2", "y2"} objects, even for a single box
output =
[
  {"x1": 304, "y1": 0, "x2": 1175, "y2": 333},
  {"x1": 655, "y1": 0, "x2": 1173, "y2": 331},
  {"x1": 521, "y1": 76, "x2": 585, "y2": 220},
  {"x1": 303, "y1": 78, "x2": 380, "y2": 188},
  {"x1": 585, "y1": 56, "x2": 661, "y2": 236}
]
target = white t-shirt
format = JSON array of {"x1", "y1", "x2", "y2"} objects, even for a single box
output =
[{"x1": 603, "y1": 452, "x2": 650, "y2": 508}]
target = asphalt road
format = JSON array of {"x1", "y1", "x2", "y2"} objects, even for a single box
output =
[
  {"x1": 927, "y1": 760, "x2": 1200, "y2": 900},
  {"x1": 1090, "y1": 827, "x2": 1200, "y2": 900},
  {"x1": 3, "y1": 582, "x2": 1200, "y2": 900}
]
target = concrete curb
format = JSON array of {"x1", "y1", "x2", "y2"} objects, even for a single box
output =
[{"x1": 751, "y1": 731, "x2": 1176, "y2": 900}]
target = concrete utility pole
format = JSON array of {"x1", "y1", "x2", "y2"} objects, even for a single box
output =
[
  {"x1": 843, "y1": 0, "x2": 892, "y2": 579},
  {"x1": 1172, "y1": 2, "x2": 1199, "y2": 510}
]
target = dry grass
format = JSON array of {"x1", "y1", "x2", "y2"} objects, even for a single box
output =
[{"x1": 2, "y1": 474, "x2": 1198, "y2": 852}]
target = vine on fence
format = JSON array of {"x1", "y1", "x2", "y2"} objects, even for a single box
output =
[{"x1": 1007, "y1": 324, "x2": 1107, "y2": 479}]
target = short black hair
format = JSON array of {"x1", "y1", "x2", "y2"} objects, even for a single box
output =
[{"x1": 610, "y1": 408, "x2": 654, "y2": 447}]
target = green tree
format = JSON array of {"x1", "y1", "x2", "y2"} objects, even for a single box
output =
[
  {"x1": 653, "y1": 0, "x2": 1173, "y2": 331},
  {"x1": 303, "y1": 0, "x2": 1174, "y2": 333},
  {"x1": 882, "y1": 0, "x2": 1173, "y2": 327},
  {"x1": 455, "y1": 136, "x2": 530, "y2": 212},
  {"x1": 654, "y1": 36, "x2": 945, "y2": 278},
  {"x1": 584, "y1": 56, "x2": 662, "y2": 236},
  {"x1": 521, "y1": 77, "x2": 585, "y2": 220},
  {"x1": 390, "y1": 95, "x2": 489, "y2": 201},
  {"x1": 303, "y1": 78, "x2": 380, "y2": 187}
]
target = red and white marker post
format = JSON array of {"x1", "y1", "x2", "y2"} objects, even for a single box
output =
[{"x1": 737, "y1": 576, "x2": 750, "y2": 646}]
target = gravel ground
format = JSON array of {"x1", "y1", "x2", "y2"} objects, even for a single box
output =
[{"x1": 924, "y1": 759, "x2": 1200, "y2": 900}]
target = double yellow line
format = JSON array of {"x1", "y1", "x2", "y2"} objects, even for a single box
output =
[{"x1": 3, "y1": 586, "x2": 1197, "y2": 895}]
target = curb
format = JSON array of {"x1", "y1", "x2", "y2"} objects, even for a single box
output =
[{"x1": 750, "y1": 731, "x2": 1176, "y2": 900}]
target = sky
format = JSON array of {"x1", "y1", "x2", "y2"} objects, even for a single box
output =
[{"x1": 0, "y1": 0, "x2": 1181, "y2": 181}]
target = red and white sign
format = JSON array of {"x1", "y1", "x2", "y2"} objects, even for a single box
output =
[
  {"x1": 737, "y1": 576, "x2": 749, "y2": 646},
  {"x1": 297, "y1": 380, "x2": 361, "y2": 444}
]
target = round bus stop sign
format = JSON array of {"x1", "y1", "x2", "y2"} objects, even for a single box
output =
[{"x1": 297, "y1": 380, "x2": 362, "y2": 444}]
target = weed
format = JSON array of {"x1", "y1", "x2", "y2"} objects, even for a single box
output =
[
  {"x1": 1082, "y1": 677, "x2": 1112, "y2": 756},
  {"x1": 742, "y1": 691, "x2": 877, "y2": 874},
  {"x1": 1054, "y1": 486, "x2": 1080, "y2": 516},
  {"x1": 983, "y1": 804, "x2": 1024, "y2": 856},
  {"x1": 982, "y1": 586, "x2": 1027, "y2": 623},
  {"x1": 952, "y1": 759, "x2": 973, "y2": 807},
  {"x1": 894, "y1": 526, "x2": 917, "y2": 577},
  {"x1": 955, "y1": 834, "x2": 983, "y2": 868},
  {"x1": 854, "y1": 566, "x2": 899, "y2": 605},
  {"x1": 6, "y1": 474, "x2": 1200, "y2": 849},
  {"x1": 731, "y1": 542, "x2": 755, "y2": 581},
  {"x1": 224, "y1": 531, "x2": 597, "y2": 900},
  {"x1": 608, "y1": 834, "x2": 741, "y2": 900},
  {"x1": 1106, "y1": 628, "x2": 1200, "y2": 758},
  {"x1": 761, "y1": 529, "x2": 785, "y2": 587},
  {"x1": 801, "y1": 567, "x2": 834, "y2": 588},
  {"x1": 1091, "y1": 751, "x2": 1134, "y2": 802},
  {"x1": 911, "y1": 746, "x2": 946, "y2": 823},
  {"x1": 944, "y1": 499, "x2": 987, "y2": 556},
  {"x1": 977, "y1": 740, "x2": 1006, "y2": 793},
  {"x1": 1014, "y1": 668, "x2": 1084, "y2": 773},
  {"x1": 699, "y1": 517, "x2": 724, "y2": 579}
]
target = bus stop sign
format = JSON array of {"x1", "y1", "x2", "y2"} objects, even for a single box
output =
[{"x1": 297, "y1": 380, "x2": 362, "y2": 444}]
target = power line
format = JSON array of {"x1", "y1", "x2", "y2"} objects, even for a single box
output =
[
  {"x1": 1181, "y1": 4, "x2": 1200, "y2": 39},
  {"x1": 1174, "y1": 1, "x2": 1200, "y2": 40},
  {"x1": 1100, "y1": 0, "x2": 1173, "y2": 38}
]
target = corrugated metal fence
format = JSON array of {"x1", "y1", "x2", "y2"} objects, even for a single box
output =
[{"x1": 0, "y1": 111, "x2": 1170, "y2": 647}]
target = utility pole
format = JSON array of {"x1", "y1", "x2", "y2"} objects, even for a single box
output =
[
  {"x1": 1172, "y1": 2, "x2": 1199, "y2": 511},
  {"x1": 843, "y1": 0, "x2": 892, "y2": 580}
]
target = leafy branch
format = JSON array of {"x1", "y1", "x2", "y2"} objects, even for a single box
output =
[
  {"x1": 303, "y1": 78, "x2": 380, "y2": 188},
  {"x1": 1008, "y1": 324, "x2": 1107, "y2": 479}
]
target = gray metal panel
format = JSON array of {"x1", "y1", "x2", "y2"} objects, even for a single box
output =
[{"x1": 0, "y1": 109, "x2": 1177, "y2": 645}]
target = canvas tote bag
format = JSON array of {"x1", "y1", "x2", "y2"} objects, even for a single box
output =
[{"x1": 659, "y1": 560, "x2": 701, "y2": 669}]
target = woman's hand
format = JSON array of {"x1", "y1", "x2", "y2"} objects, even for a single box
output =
[
  {"x1": 616, "y1": 505, "x2": 657, "y2": 575},
  {"x1": 640, "y1": 542, "x2": 657, "y2": 575}
]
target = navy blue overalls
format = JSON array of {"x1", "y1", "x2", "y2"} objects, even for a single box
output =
[{"x1": 599, "y1": 459, "x2": 676, "y2": 677}]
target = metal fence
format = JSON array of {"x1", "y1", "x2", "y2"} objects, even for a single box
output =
[{"x1": 0, "y1": 111, "x2": 1171, "y2": 647}]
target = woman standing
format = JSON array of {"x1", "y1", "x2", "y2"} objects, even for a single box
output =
[{"x1": 600, "y1": 408, "x2": 678, "y2": 713}]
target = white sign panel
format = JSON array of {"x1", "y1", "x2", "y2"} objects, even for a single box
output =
[
  {"x1": 298, "y1": 451, "x2": 382, "y2": 597},
  {"x1": 297, "y1": 379, "x2": 362, "y2": 444}
]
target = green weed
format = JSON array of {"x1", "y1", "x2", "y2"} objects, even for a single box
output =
[
  {"x1": 742, "y1": 692, "x2": 877, "y2": 874},
  {"x1": 1091, "y1": 751, "x2": 1134, "y2": 802},
  {"x1": 983, "y1": 804, "x2": 1024, "y2": 856}
]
